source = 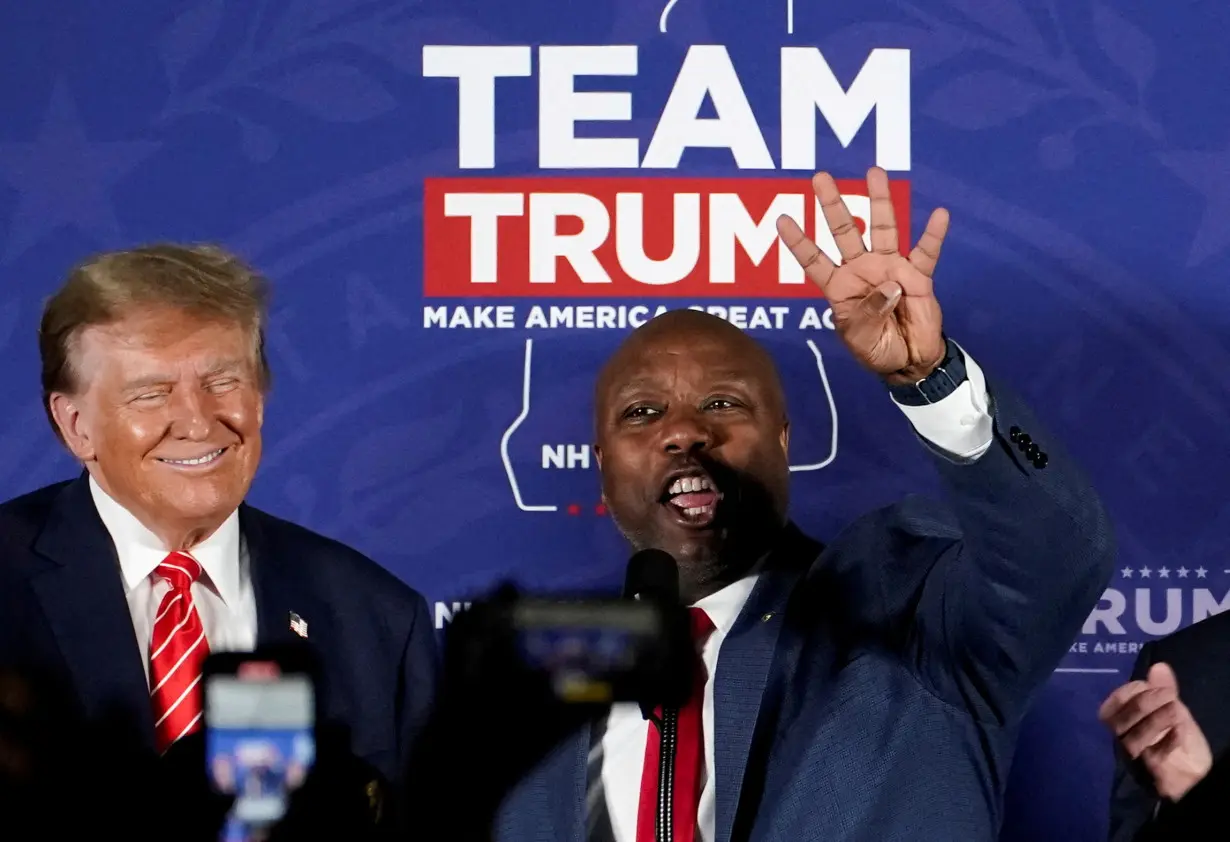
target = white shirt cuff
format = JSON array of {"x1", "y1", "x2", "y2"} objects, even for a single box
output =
[{"x1": 891, "y1": 347, "x2": 993, "y2": 460}]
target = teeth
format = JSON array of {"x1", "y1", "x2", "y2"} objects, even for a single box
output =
[
  {"x1": 161, "y1": 449, "x2": 224, "y2": 466},
  {"x1": 668, "y1": 475, "x2": 713, "y2": 495},
  {"x1": 683, "y1": 506, "x2": 712, "y2": 517}
]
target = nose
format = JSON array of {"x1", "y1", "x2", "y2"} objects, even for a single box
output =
[
  {"x1": 661, "y1": 407, "x2": 711, "y2": 455},
  {"x1": 167, "y1": 386, "x2": 212, "y2": 441}
]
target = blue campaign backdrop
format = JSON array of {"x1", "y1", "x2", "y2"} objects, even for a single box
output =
[{"x1": 2, "y1": 1, "x2": 1229, "y2": 838}]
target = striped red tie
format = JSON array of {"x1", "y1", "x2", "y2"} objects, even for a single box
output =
[
  {"x1": 635, "y1": 607, "x2": 715, "y2": 842},
  {"x1": 149, "y1": 551, "x2": 211, "y2": 753}
]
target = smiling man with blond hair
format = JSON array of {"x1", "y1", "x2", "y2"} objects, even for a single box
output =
[{"x1": 0, "y1": 244, "x2": 435, "y2": 809}]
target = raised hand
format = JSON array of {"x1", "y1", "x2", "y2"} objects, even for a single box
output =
[
  {"x1": 1098, "y1": 663, "x2": 1213, "y2": 801},
  {"x1": 776, "y1": 167, "x2": 951, "y2": 386}
]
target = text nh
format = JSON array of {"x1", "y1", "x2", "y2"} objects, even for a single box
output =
[
  {"x1": 435, "y1": 601, "x2": 474, "y2": 629},
  {"x1": 543, "y1": 445, "x2": 591, "y2": 470}
]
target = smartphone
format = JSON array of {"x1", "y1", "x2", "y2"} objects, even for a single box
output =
[{"x1": 203, "y1": 647, "x2": 319, "y2": 842}]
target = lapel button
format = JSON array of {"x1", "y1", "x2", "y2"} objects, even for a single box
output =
[{"x1": 761, "y1": 612, "x2": 775, "y2": 622}]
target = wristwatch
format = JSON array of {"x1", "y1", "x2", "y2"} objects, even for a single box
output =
[{"x1": 887, "y1": 337, "x2": 967, "y2": 406}]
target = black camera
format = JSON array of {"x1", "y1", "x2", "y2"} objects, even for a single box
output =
[{"x1": 445, "y1": 549, "x2": 694, "y2": 709}]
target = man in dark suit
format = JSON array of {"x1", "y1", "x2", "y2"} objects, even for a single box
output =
[
  {"x1": 0, "y1": 244, "x2": 436, "y2": 834},
  {"x1": 1101, "y1": 613, "x2": 1230, "y2": 841},
  {"x1": 494, "y1": 168, "x2": 1115, "y2": 842}
]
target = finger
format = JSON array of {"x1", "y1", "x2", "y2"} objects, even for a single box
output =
[
  {"x1": 812, "y1": 172, "x2": 866, "y2": 263},
  {"x1": 1121, "y1": 701, "x2": 1185, "y2": 759},
  {"x1": 858, "y1": 280, "x2": 902, "y2": 319},
  {"x1": 866, "y1": 167, "x2": 899, "y2": 255},
  {"x1": 1098, "y1": 680, "x2": 1151, "y2": 723},
  {"x1": 1140, "y1": 724, "x2": 1183, "y2": 769},
  {"x1": 909, "y1": 208, "x2": 950, "y2": 278},
  {"x1": 888, "y1": 254, "x2": 935, "y2": 298},
  {"x1": 1149, "y1": 662, "x2": 1179, "y2": 693},
  {"x1": 1105, "y1": 686, "x2": 1179, "y2": 738},
  {"x1": 841, "y1": 289, "x2": 902, "y2": 365},
  {"x1": 777, "y1": 214, "x2": 837, "y2": 292}
]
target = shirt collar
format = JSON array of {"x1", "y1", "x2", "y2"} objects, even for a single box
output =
[
  {"x1": 88, "y1": 475, "x2": 242, "y2": 606},
  {"x1": 691, "y1": 573, "x2": 759, "y2": 636}
]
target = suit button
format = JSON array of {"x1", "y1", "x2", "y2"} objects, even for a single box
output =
[
  {"x1": 1009, "y1": 426, "x2": 1021, "y2": 443},
  {"x1": 1026, "y1": 443, "x2": 1039, "y2": 459},
  {"x1": 1033, "y1": 453, "x2": 1048, "y2": 469},
  {"x1": 1017, "y1": 433, "x2": 1032, "y2": 448}
]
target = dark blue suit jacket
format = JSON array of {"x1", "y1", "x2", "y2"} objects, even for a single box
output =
[
  {"x1": 496, "y1": 384, "x2": 1116, "y2": 842},
  {"x1": 0, "y1": 474, "x2": 437, "y2": 790}
]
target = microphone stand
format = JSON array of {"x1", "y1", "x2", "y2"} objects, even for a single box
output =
[{"x1": 655, "y1": 707, "x2": 678, "y2": 842}]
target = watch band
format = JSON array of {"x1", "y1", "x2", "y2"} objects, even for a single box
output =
[{"x1": 887, "y1": 337, "x2": 968, "y2": 406}]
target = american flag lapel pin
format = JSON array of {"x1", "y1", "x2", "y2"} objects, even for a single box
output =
[{"x1": 289, "y1": 611, "x2": 308, "y2": 638}]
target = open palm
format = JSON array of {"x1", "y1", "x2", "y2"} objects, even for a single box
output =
[{"x1": 776, "y1": 167, "x2": 951, "y2": 385}]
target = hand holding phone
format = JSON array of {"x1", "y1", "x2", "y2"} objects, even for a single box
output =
[{"x1": 203, "y1": 648, "x2": 318, "y2": 842}]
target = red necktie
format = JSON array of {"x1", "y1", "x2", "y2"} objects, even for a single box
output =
[
  {"x1": 149, "y1": 551, "x2": 211, "y2": 753},
  {"x1": 635, "y1": 607, "x2": 715, "y2": 842}
]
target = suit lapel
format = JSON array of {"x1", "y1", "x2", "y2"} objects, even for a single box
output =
[
  {"x1": 240, "y1": 505, "x2": 349, "y2": 736},
  {"x1": 241, "y1": 505, "x2": 328, "y2": 650},
  {"x1": 713, "y1": 526, "x2": 820, "y2": 842},
  {"x1": 499, "y1": 721, "x2": 590, "y2": 842},
  {"x1": 28, "y1": 475, "x2": 154, "y2": 745},
  {"x1": 554, "y1": 722, "x2": 590, "y2": 842}
]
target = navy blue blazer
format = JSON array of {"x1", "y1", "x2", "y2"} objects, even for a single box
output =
[
  {"x1": 0, "y1": 474, "x2": 437, "y2": 789},
  {"x1": 496, "y1": 383, "x2": 1116, "y2": 842}
]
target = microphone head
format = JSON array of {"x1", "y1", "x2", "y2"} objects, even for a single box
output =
[{"x1": 623, "y1": 549, "x2": 679, "y2": 604}]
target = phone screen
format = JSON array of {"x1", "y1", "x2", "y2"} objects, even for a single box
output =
[{"x1": 204, "y1": 661, "x2": 315, "y2": 842}]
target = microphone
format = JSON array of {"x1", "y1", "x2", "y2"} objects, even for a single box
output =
[
  {"x1": 623, "y1": 549, "x2": 680, "y2": 725},
  {"x1": 624, "y1": 549, "x2": 684, "y2": 842},
  {"x1": 623, "y1": 548, "x2": 680, "y2": 605}
]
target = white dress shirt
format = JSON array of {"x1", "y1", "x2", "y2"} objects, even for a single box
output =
[
  {"x1": 597, "y1": 350, "x2": 996, "y2": 842},
  {"x1": 89, "y1": 476, "x2": 258, "y2": 682}
]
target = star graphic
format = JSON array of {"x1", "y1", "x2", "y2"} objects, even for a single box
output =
[
  {"x1": 1120, "y1": 567, "x2": 1133, "y2": 578},
  {"x1": 1178, "y1": 567, "x2": 1189, "y2": 578},
  {"x1": 1140, "y1": 567, "x2": 1152, "y2": 578},
  {"x1": 1161, "y1": 144, "x2": 1230, "y2": 266},
  {"x1": 0, "y1": 81, "x2": 159, "y2": 262},
  {"x1": 1159, "y1": 567, "x2": 1170, "y2": 578},
  {"x1": 1197, "y1": 567, "x2": 1208, "y2": 578}
]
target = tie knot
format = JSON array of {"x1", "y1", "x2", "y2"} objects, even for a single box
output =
[
  {"x1": 688, "y1": 607, "x2": 715, "y2": 647},
  {"x1": 156, "y1": 552, "x2": 203, "y2": 590}
]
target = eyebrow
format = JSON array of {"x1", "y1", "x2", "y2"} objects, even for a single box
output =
[
  {"x1": 121, "y1": 359, "x2": 246, "y2": 391},
  {"x1": 609, "y1": 371, "x2": 753, "y2": 404}
]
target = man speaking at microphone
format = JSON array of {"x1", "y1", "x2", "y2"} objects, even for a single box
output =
[{"x1": 494, "y1": 168, "x2": 1115, "y2": 842}]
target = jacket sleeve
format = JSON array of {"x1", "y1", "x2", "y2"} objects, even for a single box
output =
[
  {"x1": 904, "y1": 380, "x2": 1117, "y2": 726},
  {"x1": 395, "y1": 593, "x2": 440, "y2": 791},
  {"x1": 1129, "y1": 746, "x2": 1230, "y2": 841}
]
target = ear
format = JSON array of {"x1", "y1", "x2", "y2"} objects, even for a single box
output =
[
  {"x1": 592, "y1": 443, "x2": 603, "y2": 470},
  {"x1": 49, "y1": 392, "x2": 96, "y2": 461},
  {"x1": 779, "y1": 420, "x2": 790, "y2": 458}
]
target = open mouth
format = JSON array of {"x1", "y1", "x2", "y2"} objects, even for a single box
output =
[
  {"x1": 660, "y1": 470, "x2": 723, "y2": 527},
  {"x1": 157, "y1": 447, "x2": 228, "y2": 468}
]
